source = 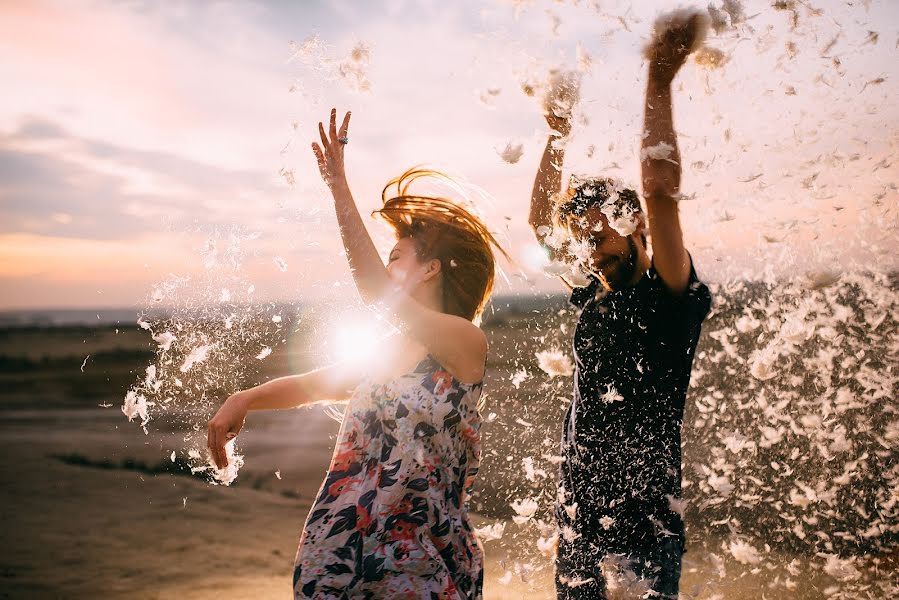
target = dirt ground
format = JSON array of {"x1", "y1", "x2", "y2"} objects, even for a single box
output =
[
  {"x1": 2, "y1": 319, "x2": 894, "y2": 599},
  {"x1": 5, "y1": 407, "x2": 893, "y2": 599}
]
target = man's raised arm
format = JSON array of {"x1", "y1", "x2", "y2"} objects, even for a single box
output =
[
  {"x1": 530, "y1": 102, "x2": 572, "y2": 254},
  {"x1": 641, "y1": 11, "x2": 708, "y2": 295}
]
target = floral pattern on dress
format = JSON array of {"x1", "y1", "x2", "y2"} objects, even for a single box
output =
[{"x1": 293, "y1": 355, "x2": 484, "y2": 600}]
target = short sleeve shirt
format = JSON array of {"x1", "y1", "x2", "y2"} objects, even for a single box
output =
[{"x1": 558, "y1": 258, "x2": 712, "y2": 552}]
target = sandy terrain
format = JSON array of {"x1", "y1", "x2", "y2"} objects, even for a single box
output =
[
  {"x1": 4, "y1": 407, "x2": 892, "y2": 599},
  {"x1": 0, "y1": 408, "x2": 555, "y2": 599}
]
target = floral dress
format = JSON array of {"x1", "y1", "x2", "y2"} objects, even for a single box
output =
[{"x1": 293, "y1": 355, "x2": 484, "y2": 600}]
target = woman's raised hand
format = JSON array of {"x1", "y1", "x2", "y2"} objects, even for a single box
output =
[{"x1": 312, "y1": 108, "x2": 352, "y2": 188}]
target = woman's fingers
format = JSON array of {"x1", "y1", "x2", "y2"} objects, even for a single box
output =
[
  {"x1": 313, "y1": 142, "x2": 343, "y2": 186},
  {"x1": 311, "y1": 143, "x2": 330, "y2": 180},
  {"x1": 216, "y1": 432, "x2": 229, "y2": 468},
  {"x1": 329, "y1": 108, "x2": 338, "y2": 141},
  {"x1": 318, "y1": 121, "x2": 330, "y2": 151},
  {"x1": 207, "y1": 424, "x2": 226, "y2": 469},
  {"x1": 313, "y1": 110, "x2": 349, "y2": 184},
  {"x1": 206, "y1": 423, "x2": 216, "y2": 466},
  {"x1": 338, "y1": 111, "x2": 351, "y2": 139},
  {"x1": 318, "y1": 109, "x2": 350, "y2": 148}
]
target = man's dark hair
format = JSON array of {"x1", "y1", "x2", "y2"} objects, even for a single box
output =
[
  {"x1": 555, "y1": 176, "x2": 646, "y2": 246},
  {"x1": 556, "y1": 176, "x2": 642, "y2": 219}
]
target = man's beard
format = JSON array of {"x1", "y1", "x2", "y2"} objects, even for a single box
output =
[{"x1": 597, "y1": 236, "x2": 639, "y2": 290}]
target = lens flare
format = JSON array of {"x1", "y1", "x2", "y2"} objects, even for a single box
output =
[
  {"x1": 520, "y1": 243, "x2": 551, "y2": 273},
  {"x1": 329, "y1": 312, "x2": 394, "y2": 366}
]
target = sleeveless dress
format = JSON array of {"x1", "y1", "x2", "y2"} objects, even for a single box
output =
[{"x1": 293, "y1": 355, "x2": 484, "y2": 600}]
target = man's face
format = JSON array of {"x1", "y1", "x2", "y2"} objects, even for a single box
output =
[{"x1": 567, "y1": 206, "x2": 639, "y2": 289}]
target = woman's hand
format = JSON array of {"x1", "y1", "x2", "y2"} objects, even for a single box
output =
[
  {"x1": 312, "y1": 108, "x2": 352, "y2": 189},
  {"x1": 206, "y1": 392, "x2": 250, "y2": 469}
]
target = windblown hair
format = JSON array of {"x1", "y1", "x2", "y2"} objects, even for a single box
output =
[{"x1": 373, "y1": 167, "x2": 508, "y2": 323}]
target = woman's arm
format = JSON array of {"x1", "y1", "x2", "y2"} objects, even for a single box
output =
[
  {"x1": 313, "y1": 110, "x2": 395, "y2": 308},
  {"x1": 311, "y1": 109, "x2": 487, "y2": 384},
  {"x1": 236, "y1": 365, "x2": 361, "y2": 411},
  {"x1": 206, "y1": 363, "x2": 362, "y2": 468}
]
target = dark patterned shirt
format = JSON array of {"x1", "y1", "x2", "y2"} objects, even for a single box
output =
[{"x1": 557, "y1": 258, "x2": 711, "y2": 553}]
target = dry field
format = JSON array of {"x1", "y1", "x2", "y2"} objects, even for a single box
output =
[{"x1": 1, "y1": 306, "x2": 895, "y2": 598}]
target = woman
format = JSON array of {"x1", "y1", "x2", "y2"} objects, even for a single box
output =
[{"x1": 207, "y1": 108, "x2": 506, "y2": 599}]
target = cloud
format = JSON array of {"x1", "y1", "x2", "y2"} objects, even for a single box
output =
[
  {"x1": 0, "y1": 117, "x2": 314, "y2": 240},
  {"x1": 0, "y1": 0, "x2": 298, "y2": 170},
  {"x1": 0, "y1": 0, "x2": 897, "y2": 309}
]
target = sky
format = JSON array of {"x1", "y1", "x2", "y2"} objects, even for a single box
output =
[{"x1": 1, "y1": 0, "x2": 897, "y2": 310}]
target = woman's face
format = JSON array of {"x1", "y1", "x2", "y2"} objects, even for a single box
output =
[{"x1": 386, "y1": 236, "x2": 431, "y2": 289}]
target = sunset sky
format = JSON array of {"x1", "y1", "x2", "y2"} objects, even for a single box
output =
[{"x1": 1, "y1": 0, "x2": 896, "y2": 310}]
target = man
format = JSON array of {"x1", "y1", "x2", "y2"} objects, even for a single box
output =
[{"x1": 529, "y1": 11, "x2": 713, "y2": 599}]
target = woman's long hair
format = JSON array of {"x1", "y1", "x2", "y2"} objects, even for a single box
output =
[{"x1": 373, "y1": 167, "x2": 508, "y2": 323}]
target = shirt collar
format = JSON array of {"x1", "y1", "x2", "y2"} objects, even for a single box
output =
[
  {"x1": 569, "y1": 263, "x2": 659, "y2": 309},
  {"x1": 569, "y1": 275, "x2": 602, "y2": 309}
]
